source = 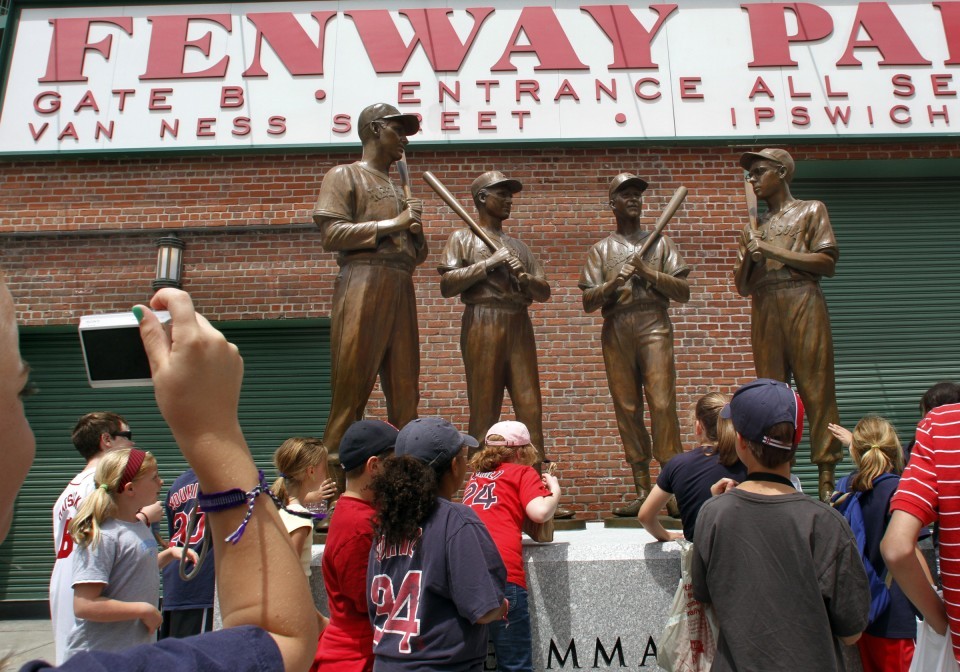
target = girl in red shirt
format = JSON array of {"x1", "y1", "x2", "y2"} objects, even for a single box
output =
[{"x1": 463, "y1": 421, "x2": 560, "y2": 672}]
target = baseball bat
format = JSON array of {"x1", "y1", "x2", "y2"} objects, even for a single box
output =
[
  {"x1": 631, "y1": 185, "x2": 689, "y2": 263},
  {"x1": 396, "y1": 156, "x2": 421, "y2": 235},
  {"x1": 613, "y1": 186, "x2": 687, "y2": 292},
  {"x1": 423, "y1": 171, "x2": 500, "y2": 253},
  {"x1": 744, "y1": 178, "x2": 762, "y2": 262},
  {"x1": 424, "y1": 171, "x2": 528, "y2": 282}
]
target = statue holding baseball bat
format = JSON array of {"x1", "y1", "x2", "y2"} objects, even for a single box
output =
[
  {"x1": 579, "y1": 174, "x2": 690, "y2": 517},
  {"x1": 734, "y1": 148, "x2": 842, "y2": 501},
  {"x1": 313, "y1": 103, "x2": 427, "y2": 459},
  {"x1": 432, "y1": 170, "x2": 552, "y2": 469}
]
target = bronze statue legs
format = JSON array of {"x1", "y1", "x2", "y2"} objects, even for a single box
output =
[
  {"x1": 601, "y1": 307, "x2": 683, "y2": 515},
  {"x1": 323, "y1": 262, "x2": 420, "y2": 454},
  {"x1": 461, "y1": 304, "x2": 545, "y2": 464},
  {"x1": 752, "y1": 282, "x2": 842, "y2": 499}
]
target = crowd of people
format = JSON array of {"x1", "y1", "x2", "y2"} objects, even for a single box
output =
[
  {"x1": 15, "y1": 283, "x2": 561, "y2": 670},
  {"x1": 639, "y1": 377, "x2": 960, "y2": 672},
  {"x1": 7, "y1": 285, "x2": 321, "y2": 671},
  {"x1": 31, "y1": 359, "x2": 960, "y2": 672},
  {"x1": 0, "y1": 275, "x2": 954, "y2": 672}
]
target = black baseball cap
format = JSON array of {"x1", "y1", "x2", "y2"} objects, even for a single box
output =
[
  {"x1": 339, "y1": 420, "x2": 398, "y2": 471},
  {"x1": 720, "y1": 378, "x2": 805, "y2": 450},
  {"x1": 396, "y1": 417, "x2": 478, "y2": 469}
]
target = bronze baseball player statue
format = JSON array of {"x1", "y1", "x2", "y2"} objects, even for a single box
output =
[
  {"x1": 580, "y1": 174, "x2": 690, "y2": 517},
  {"x1": 313, "y1": 103, "x2": 427, "y2": 459},
  {"x1": 437, "y1": 171, "x2": 551, "y2": 463},
  {"x1": 734, "y1": 148, "x2": 842, "y2": 501}
]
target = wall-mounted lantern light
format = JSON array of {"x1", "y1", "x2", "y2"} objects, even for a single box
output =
[{"x1": 152, "y1": 234, "x2": 185, "y2": 290}]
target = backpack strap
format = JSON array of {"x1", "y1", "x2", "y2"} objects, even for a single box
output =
[
  {"x1": 837, "y1": 474, "x2": 852, "y2": 493},
  {"x1": 831, "y1": 473, "x2": 896, "y2": 509},
  {"x1": 830, "y1": 474, "x2": 853, "y2": 508},
  {"x1": 842, "y1": 483, "x2": 893, "y2": 624},
  {"x1": 873, "y1": 472, "x2": 898, "y2": 486}
]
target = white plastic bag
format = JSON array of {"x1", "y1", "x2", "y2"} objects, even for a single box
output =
[
  {"x1": 910, "y1": 619, "x2": 960, "y2": 672},
  {"x1": 658, "y1": 540, "x2": 718, "y2": 672}
]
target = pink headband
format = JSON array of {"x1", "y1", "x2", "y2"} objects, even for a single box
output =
[{"x1": 117, "y1": 449, "x2": 147, "y2": 491}]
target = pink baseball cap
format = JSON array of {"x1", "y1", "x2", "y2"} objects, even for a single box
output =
[{"x1": 484, "y1": 421, "x2": 531, "y2": 447}]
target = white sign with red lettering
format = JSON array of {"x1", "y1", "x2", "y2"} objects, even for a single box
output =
[{"x1": 1, "y1": 0, "x2": 959, "y2": 154}]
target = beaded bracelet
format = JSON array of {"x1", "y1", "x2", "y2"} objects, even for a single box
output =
[
  {"x1": 196, "y1": 471, "x2": 327, "y2": 544},
  {"x1": 197, "y1": 471, "x2": 280, "y2": 544}
]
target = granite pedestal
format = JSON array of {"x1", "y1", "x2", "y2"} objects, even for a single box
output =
[
  {"x1": 511, "y1": 525, "x2": 859, "y2": 672},
  {"x1": 307, "y1": 521, "x2": 681, "y2": 670},
  {"x1": 214, "y1": 522, "x2": 865, "y2": 671}
]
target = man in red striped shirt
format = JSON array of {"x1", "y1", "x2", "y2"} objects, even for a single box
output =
[{"x1": 882, "y1": 402, "x2": 960, "y2": 664}]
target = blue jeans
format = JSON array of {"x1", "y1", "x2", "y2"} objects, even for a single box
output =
[{"x1": 488, "y1": 582, "x2": 532, "y2": 672}]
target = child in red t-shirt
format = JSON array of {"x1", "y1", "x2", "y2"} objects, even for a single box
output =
[{"x1": 463, "y1": 421, "x2": 560, "y2": 672}]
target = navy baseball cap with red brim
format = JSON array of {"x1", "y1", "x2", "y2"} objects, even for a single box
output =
[{"x1": 720, "y1": 378, "x2": 805, "y2": 450}]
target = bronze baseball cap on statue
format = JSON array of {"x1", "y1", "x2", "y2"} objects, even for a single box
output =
[
  {"x1": 608, "y1": 173, "x2": 649, "y2": 199},
  {"x1": 357, "y1": 103, "x2": 420, "y2": 137},
  {"x1": 739, "y1": 148, "x2": 795, "y2": 182},
  {"x1": 471, "y1": 171, "x2": 523, "y2": 199}
]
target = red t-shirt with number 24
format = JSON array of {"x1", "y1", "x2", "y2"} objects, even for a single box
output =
[{"x1": 463, "y1": 462, "x2": 550, "y2": 588}]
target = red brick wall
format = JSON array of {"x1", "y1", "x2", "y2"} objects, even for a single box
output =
[{"x1": 0, "y1": 142, "x2": 954, "y2": 517}]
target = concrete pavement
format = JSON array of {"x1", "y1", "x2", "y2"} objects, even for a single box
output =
[{"x1": 0, "y1": 619, "x2": 55, "y2": 668}]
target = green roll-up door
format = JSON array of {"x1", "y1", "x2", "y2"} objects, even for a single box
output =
[
  {"x1": 787, "y1": 171, "x2": 960, "y2": 494},
  {"x1": 0, "y1": 319, "x2": 330, "y2": 603}
]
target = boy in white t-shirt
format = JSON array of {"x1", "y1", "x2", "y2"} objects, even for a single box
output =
[{"x1": 50, "y1": 412, "x2": 152, "y2": 664}]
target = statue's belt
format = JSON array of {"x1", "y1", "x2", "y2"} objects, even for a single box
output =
[
  {"x1": 339, "y1": 256, "x2": 416, "y2": 273},
  {"x1": 753, "y1": 278, "x2": 818, "y2": 294},
  {"x1": 602, "y1": 300, "x2": 669, "y2": 320}
]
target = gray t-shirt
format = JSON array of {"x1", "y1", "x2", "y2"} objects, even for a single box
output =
[
  {"x1": 691, "y1": 488, "x2": 870, "y2": 672},
  {"x1": 65, "y1": 519, "x2": 159, "y2": 660}
]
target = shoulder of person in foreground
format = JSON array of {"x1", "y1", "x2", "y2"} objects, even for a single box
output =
[
  {"x1": 437, "y1": 499, "x2": 503, "y2": 563},
  {"x1": 440, "y1": 497, "x2": 489, "y2": 526},
  {"x1": 20, "y1": 626, "x2": 279, "y2": 672},
  {"x1": 442, "y1": 499, "x2": 507, "y2": 624}
]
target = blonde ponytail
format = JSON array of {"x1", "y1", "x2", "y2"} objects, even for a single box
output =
[
  {"x1": 850, "y1": 416, "x2": 903, "y2": 492},
  {"x1": 70, "y1": 448, "x2": 157, "y2": 548},
  {"x1": 715, "y1": 413, "x2": 738, "y2": 467},
  {"x1": 272, "y1": 437, "x2": 327, "y2": 504}
]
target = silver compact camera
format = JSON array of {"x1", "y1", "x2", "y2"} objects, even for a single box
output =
[{"x1": 78, "y1": 311, "x2": 170, "y2": 388}]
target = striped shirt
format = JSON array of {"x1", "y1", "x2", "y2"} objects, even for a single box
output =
[{"x1": 890, "y1": 402, "x2": 960, "y2": 662}]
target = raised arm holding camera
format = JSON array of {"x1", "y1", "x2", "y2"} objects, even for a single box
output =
[{"x1": 6, "y1": 285, "x2": 318, "y2": 672}]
